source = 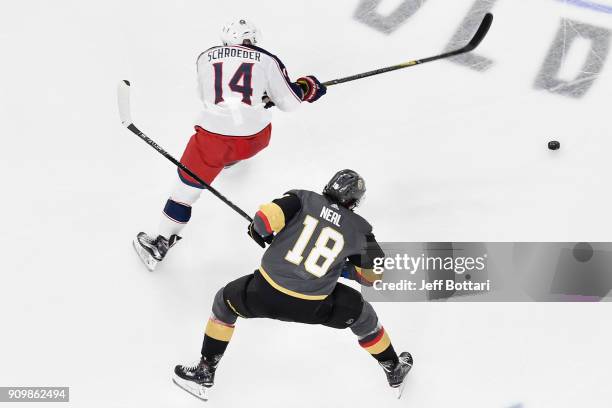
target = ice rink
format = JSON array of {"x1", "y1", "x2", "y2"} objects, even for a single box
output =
[{"x1": 1, "y1": 0, "x2": 611, "y2": 407}]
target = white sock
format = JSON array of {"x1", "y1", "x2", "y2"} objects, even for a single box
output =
[{"x1": 158, "y1": 179, "x2": 203, "y2": 238}]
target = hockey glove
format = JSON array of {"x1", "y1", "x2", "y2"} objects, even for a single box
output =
[
  {"x1": 248, "y1": 222, "x2": 274, "y2": 248},
  {"x1": 296, "y1": 75, "x2": 326, "y2": 103}
]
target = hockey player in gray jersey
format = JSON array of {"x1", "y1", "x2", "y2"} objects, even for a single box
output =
[{"x1": 173, "y1": 170, "x2": 413, "y2": 400}]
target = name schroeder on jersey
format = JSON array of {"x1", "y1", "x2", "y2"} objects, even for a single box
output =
[
  {"x1": 253, "y1": 189, "x2": 384, "y2": 300},
  {"x1": 205, "y1": 47, "x2": 261, "y2": 62},
  {"x1": 195, "y1": 44, "x2": 303, "y2": 136}
]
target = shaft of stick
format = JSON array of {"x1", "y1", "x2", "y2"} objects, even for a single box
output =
[
  {"x1": 127, "y1": 123, "x2": 254, "y2": 223},
  {"x1": 322, "y1": 13, "x2": 493, "y2": 87}
]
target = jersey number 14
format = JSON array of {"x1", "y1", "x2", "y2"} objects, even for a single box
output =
[
  {"x1": 285, "y1": 215, "x2": 345, "y2": 278},
  {"x1": 213, "y1": 62, "x2": 254, "y2": 105}
]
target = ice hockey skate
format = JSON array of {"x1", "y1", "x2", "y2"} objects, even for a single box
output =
[
  {"x1": 172, "y1": 356, "x2": 220, "y2": 402},
  {"x1": 379, "y1": 351, "x2": 413, "y2": 399},
  {"x1": 132, "y1": 232, "x2": 181, "y2": 271}
]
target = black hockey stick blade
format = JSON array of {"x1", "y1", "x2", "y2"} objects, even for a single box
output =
[
  {"x1": 321, "y1": 12, "x2": 494, "y2": 86},
  {"x1": 462, "y1": 12, "x2": 493, "y2": 53},
  {"x1": 417, "y1": 12, "x2": 493, "y2": 64}
]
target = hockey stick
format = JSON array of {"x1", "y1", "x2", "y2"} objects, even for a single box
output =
[
  {"x1": 321, "y1": 13, "x2": 493, "y2": 87},
  {"x1": 117, "y1": 80, "x2": 254, "y2": 223},
  {"x1": 263, "y1": 13, "x2": 493, "y2": 107}
]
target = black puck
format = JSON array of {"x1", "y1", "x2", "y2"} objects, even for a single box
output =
[
  {"x1": 548, "y1": 141, "x2": 560, "y2": 150},
  {"x1": 573, "y1": 242, "x2": 593, "y2": 263}
]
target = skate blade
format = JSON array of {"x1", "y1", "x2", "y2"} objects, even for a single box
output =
[
  {"x1": 395, "y1": 365, "x2": 413, "y2": 399},
  {"x1": 172, "y1": 374, "x2": 209, "y2": 402},
  {"x1": 132, "y1": 237, "x2": 158, "y2": 272}
]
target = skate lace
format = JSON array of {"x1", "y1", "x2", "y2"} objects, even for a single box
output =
[
  {"x1": 156, "y1": 237, "x2": 169, "y2": 248},
  {"x1": 153, "y1": 237, "x2": 171, "y2": 257},
  {"x1": 140, "y1": 234, "x2": 155, "y2": 245},
  {"x1": 379, "y1": 360, "x2": 395, "y2": 373},
  {"x1": 183, "y1": 361, "x2": 202, "y2": 373},
  {"x1": 183, "y1": 358, "x2": 218, "y2": 375}
]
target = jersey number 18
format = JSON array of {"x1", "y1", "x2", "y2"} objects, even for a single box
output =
[{"x1": 285, "y1": 215, "x2": 345, "y2": 278}]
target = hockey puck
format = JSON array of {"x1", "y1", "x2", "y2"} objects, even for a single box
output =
[
  {"x1": 548, "y1": 141, "x2": 560, "y2": 150},
  {"x1": 573, "y1": 242, "x2": 593, "y2": 263}
]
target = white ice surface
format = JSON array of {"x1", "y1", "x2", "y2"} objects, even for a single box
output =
[{"x1": 0, "y1": 0, "x2": 611, "y2": 407}]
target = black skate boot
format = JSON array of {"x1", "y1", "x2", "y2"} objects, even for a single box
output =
[
  {"x1": 173, "y1": 355, "x2": 221, "y2": 401},
  {"x1": 379, "y1": 351, "x2": 413, "y2": 399},
  {"x1": 132, "y1": 232, "x2": 181, "y2": 271}
]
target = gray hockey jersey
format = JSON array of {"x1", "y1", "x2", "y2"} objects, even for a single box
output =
[{"x1": 258, "y1": 189, "x2": 375, "y2": 299}]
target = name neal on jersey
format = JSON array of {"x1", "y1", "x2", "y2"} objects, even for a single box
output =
[
  {"x1": 207, "y1": 47, "x2": 262, "y2": 62},
  {"x1": 320, "y1": 206, "x2": 342, "y2": 227}
]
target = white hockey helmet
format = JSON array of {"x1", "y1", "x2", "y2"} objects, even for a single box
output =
[{"x1": 220, "y1": 19, "x2": 260, "y2": 46}]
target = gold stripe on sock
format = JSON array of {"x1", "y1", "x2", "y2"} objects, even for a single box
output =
[
  {"x1": 364, "y1": 331, "x2": 391, "y2": 355},
  {"x1": 205, "y1": 318, "x2": 235, "y2": 342}
]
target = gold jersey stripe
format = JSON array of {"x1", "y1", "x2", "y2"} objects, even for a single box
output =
[
  {"x1": 355, "y1": 266, "x2": 383, "y2": 283},
  {"x1": 259, "y1": 202, "x2": 286, "y2": 232},
  {"x1": 259, "y1": 267, "x2": 328, "y2": 300},
  {"x1": 364, "y1": 331, "x2": 391, "y2": 355},
  {"x1": 205, "y1": 318, "x2": 235, "y2": 342}
]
